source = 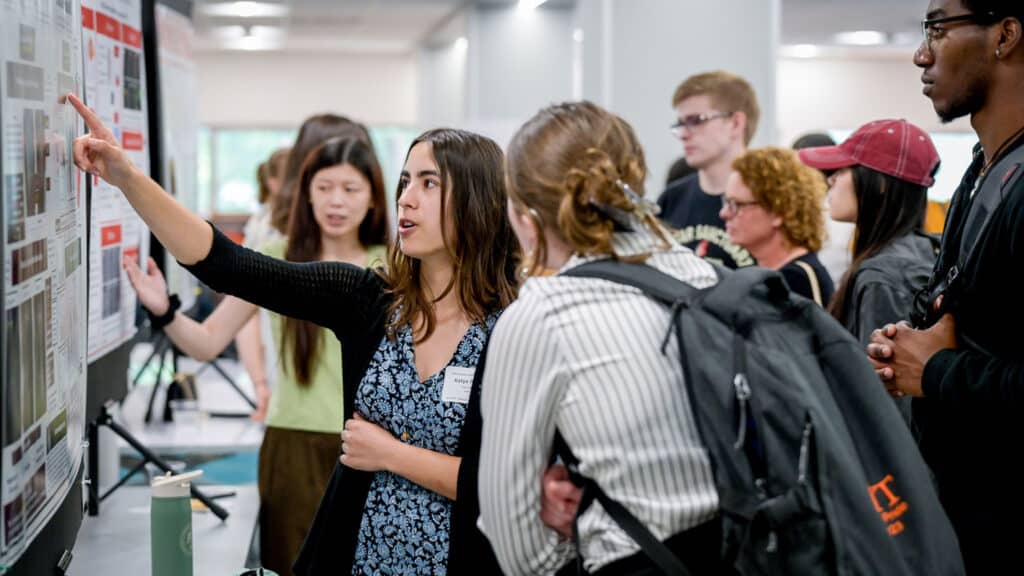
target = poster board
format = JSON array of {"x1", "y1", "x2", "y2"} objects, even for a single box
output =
[
  {"x1": 0, "y1": 0, "x2": 87, "y2": 570},
  {"x1": 82, "y1": 0, "x2": 151, "y2": 362},
  {"x1": 152, "y1": 0, "x2": 197, "y2": 310}
]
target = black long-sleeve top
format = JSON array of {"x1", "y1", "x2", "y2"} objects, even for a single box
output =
[
  {"x1": 914, "y1": 135, "x2": 1024, "y2": 574},
  {"x1": 182, "y1": 225, "x2": 502, "y2": 575}
]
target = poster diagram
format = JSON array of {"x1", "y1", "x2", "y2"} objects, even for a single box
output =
[
  {"x1": 155, "y1": 1, "x2": 198, "y2": 311},
  {"x1": 81, "y1": 0, "x2": 151, "y2": 361},
  {"x1": 0, "y1": 0, "x2": 87, "y2": 569}
]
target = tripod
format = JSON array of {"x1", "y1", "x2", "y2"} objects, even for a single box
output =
[
  {"x1": 132, "y1": 330, "x2": 257, "y2": 422},
  {"x1": 86, "y1": 401, "x2": 230, "y2": 520}
]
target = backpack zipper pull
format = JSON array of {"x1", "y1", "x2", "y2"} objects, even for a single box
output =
[
  {"x1": 766, "y1": 530, "x2": 778, "y2": 553},
  {"x1": 797, "y1": 418, "x2": 813, "y2": 484},
  {"x1": 733, "y1": 373, "x2": 751, "y2": 450}
]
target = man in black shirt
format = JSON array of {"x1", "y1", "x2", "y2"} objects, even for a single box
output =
[
  {"x1": 868, "y1": 1, "x2": 1024, "y2": 573},
  {"x1": 658, "y1": 71, "x2": 758, "y2": 269}
]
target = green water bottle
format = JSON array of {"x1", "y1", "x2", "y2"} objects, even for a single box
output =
[{"x1": 151, "y1": 470, "x2": 201, "y2": 576}]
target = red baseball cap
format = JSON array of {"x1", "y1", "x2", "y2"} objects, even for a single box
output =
[{"x1": 798, "y1": 119, "x2": 940, "y2": 187}]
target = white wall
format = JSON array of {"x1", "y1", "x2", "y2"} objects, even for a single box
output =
[
  {"x1": 417, "y1": 42, "x2": 467, "y2": 130},
  {"x1": 578, "y1": 0, "x2": 780, "y2": 194},
  {"x1": 195, "y1": 51, "x2": 417, "y2": 127},
  {"x1": 468, "y1": 5, "x2": 575, "y2": 122},
  {"x1": 777, "y1": 51, "x2": 972, "y2": 146}
]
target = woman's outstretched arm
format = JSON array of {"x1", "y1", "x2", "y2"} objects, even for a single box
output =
[
  {"x1": 69, "y1": 93, "x2": 385, "y2": 341},
  {"x1": 70, "y1": 93, "x2": 212, "y2": 265}
]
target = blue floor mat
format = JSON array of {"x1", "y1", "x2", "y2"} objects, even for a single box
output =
[{"x1": 120, "y1": 450, "x2": 259, "y2": 485}]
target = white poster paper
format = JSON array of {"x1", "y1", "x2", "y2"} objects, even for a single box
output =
[
  {"x1": 154, "y1": 2, "x2": 198, "y2": 311},
  {"x1": 0, "y1": 0, "x2": 87, "y2": 568},
  {"x1": 82, "y1": 0, "x2": 150, "y2": 362}
]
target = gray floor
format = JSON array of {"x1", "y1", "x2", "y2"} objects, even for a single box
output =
[
  {"x1": 71, "y1": 344, "x2": 265, "y2": 575},
  {"x1": 68, "y1": 484, "x2": 259, "y2": 576},
  {"x1": 119, "y1": 343, "x2": 265, "y2": 455}
]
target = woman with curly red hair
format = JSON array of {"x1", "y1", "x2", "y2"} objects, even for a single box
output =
[{"x1": 719, "y1": 147, "x2": 834, "y2": 305}]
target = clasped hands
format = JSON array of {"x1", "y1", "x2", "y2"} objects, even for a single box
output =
[{"x1": 867, "y1": 313, "x2": 956, "y2": 398}]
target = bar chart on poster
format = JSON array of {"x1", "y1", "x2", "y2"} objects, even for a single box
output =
[
  {"x1": 0, "y1": 0, "x2": 87, "y2": 570},
  {"x1": 81, "y1": 0, "x2": 151, "y2": 362}
]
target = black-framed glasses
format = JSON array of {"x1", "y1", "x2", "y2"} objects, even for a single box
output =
[
  {"x1": 669, "y1": 111, "x2": 733, "y2": 138},
  {"x1": 721, "y1": 197, "x2": 760, "y2": 214},
  {"x1": 920, "y1": 11, "x2": 998, "y2": 47}
]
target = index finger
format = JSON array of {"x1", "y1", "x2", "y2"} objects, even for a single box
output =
[{"x1": 67, "y1": 93, "x2": 112, "y2": 139}]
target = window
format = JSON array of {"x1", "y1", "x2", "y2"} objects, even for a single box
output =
[{"x1": 197, "y1": 126, "x2": 419, "y2": 216}]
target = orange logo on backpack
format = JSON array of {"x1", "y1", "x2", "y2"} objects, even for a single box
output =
[{"x1": 867, "y1": 474, "x2": 908, "y2": 536}]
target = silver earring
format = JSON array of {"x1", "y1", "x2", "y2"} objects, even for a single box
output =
[{"x1": 996, "y1": 48, "x2": 1002, "y2": 58}]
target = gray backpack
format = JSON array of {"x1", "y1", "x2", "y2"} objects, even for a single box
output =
[{"x1": 558, "y1": 260, "x2": 964, "y2": 576}]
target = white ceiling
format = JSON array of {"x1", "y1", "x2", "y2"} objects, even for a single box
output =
[
  {"x1": 783, "y1": 0, "x2": 927, "y2": 47},
  {"x1": 191, "y1": 0, "x2": 932, "y2": 54},
  {"x1": 192, "y1": 0, "x2": 467, "y2": 54}
]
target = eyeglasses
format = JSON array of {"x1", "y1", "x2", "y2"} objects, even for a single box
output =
[
  {"x1": 669, "y1": 111, "x2": 733, "y2": 138},
  {"x1": 721, "y1": 197, "x2": 760, "y2": 214},
  {"x1": 920, "y1": 11, "x2": 997, "y2": 49}
]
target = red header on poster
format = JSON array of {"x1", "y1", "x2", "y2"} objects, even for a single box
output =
[
  {"x1": 96, "y1": 12, "x2": 121, "y2": 41},
  {"x1": 82, "y1": 6, "x2": 95, "y2": 30},
  {"x1": 123, "y1": 247, "x2": 139, "y2": 262},
  {"x1": 121, "y1": 132, "x2": 144, "y2": 151},
  {"x1": 101, "y1": 225, "x2": 122, "y2": 247},
  {"x1": 123, "y1": 25, "x2": 142, "y2": 48}
]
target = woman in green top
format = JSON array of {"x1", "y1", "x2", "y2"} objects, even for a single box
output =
[{"x1": 123, "y1": 136, "x2": 389, "y2": 575}]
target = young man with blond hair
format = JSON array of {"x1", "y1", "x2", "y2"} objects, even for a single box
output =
[{"x1": 658, "y1": 70, "x2": 759, "y2": 269}]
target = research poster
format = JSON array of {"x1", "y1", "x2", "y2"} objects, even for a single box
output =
[
  {"x1": 0, "y1": 0, "x2": 87, "y2": 569},
  {"x1": 81, "y1": 0, "x2": 151, "y2": 361},
  {"x1": 154, "y1": 0, "x2": 198, "y2": 310}
]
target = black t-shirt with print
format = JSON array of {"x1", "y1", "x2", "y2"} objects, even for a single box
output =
[{"x1": 657, "y1": 174, "x2": 755, "y2": 269}]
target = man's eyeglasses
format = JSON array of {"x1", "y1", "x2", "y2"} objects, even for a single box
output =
[
  {"x1": 920, "y1": 11, "x2": 998, "y2": 48},
  {"x1": 669, "y1": 111, "x2": 733, "y2": 138},
  {"x1": 721, "y1": 197, "x2": 760, "y2": 214}
]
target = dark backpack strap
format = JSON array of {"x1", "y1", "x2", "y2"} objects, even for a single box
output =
[
  {"x1": 561, "y1": 259, "x2": 708, "y2": 306},
  {"x1": 922, "y1": 141, "x2": 1024, "y2": 325},
  {"x1": 553, "y1": 430, "x2": 693, "y2": 576}
]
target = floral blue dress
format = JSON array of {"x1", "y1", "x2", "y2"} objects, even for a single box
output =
[{"x1": 351, "y1": 314, "x2": 498, "y2": 575}]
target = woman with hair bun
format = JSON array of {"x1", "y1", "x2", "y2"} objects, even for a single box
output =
[{"x1": 478, "y1": 101, "x2": 727, "y2": 575}]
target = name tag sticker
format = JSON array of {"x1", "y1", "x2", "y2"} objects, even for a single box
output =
[{"x1": 441, "y1": 366, "x2": 475, "y2": 404}]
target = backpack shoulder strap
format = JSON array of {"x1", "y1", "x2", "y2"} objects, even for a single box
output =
[
  {"x1": 792, "y1": 260, "x2": 824, "y2": 306},
  {"x1": 553, "y1": 429, "x2": 693, "y2": 576},
  {"x1": 561, "y1": 259, "x2": 705, "y2": 306},
  {"x1": 958, "y1": 141, "x2": 1024, "y2": 268},
  {"x1": 922, "y1": 142, "x2": 1024, "y2": 325}
]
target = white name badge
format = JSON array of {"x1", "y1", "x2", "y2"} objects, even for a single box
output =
[{"x1": 441, "y1": 366, "x2": 476, "y2": 404}]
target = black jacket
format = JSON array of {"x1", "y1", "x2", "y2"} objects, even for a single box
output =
[
  {"x1": 841, "y1": 233, "x2": 936, "y2": 347},
  {"x1": 914, "y1": 135, "x2": 1024, "y2": 574},
  {"x1": 838, "y1": 233, "x2": 937, "y2": 427}
]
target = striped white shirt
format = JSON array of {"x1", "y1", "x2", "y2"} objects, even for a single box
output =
[{"x1": 478, "y1": 231, "x2": 721, "y2": 575}]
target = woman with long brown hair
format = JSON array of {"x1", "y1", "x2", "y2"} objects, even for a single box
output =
[
  {"x1": 237, "y1": 115, "x2": 370, "y2": 423},
  {"x1": 123, "y1": 135, "x2": 389, "y2": 574},
  {"x1": 69, "y1": 94, "x2": 518, "y2": 575}
]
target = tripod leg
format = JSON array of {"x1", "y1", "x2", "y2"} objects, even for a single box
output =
[
  {"x1": 102, "y1": 414, "x2": 230, "y2": 521},
  {"x1": 87, "y1": 421, "x2": 100, "y2": 516},
  {"x1": 209, "y1": 360, "x2": 258, "y2": 409},
  {"x1": 131, "y1": 332, "x2": 165, "y2": 387},
  {"x1": 144, "y1": 337, "x2": 169, "y2": 423}
]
